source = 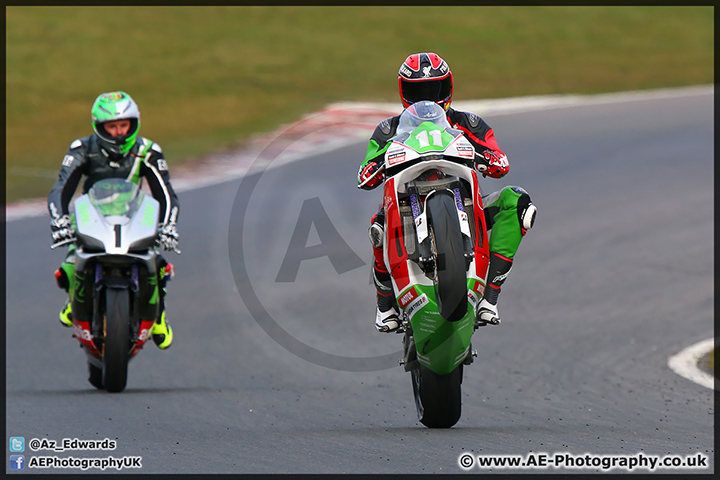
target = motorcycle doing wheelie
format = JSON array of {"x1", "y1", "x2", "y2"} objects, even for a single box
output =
[
  {"x1": 377, "y1": 101, "x2": 492, "y2": 428},
  {"x1": 55, "y1": 178, "x2": 175, "y2": 392}
]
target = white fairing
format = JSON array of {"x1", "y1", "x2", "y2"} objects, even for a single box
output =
[
  {"x1": 74, "y1": 193, "x2": 159, "y2": 255},
  {"x1": 384, "y1": 134, "x2": 475, "y2": 171},
  {"x1": 386, "y1": 158, "x2": 479, "y2": 243},
  {"x1": 381, "y1": 101, "x2": 488, "y2": 311},
  {"x1": 383, "y1": 160, "x2": 483, "y2": 302}
]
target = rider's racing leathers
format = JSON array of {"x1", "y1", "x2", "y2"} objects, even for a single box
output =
[
  {"x1": 48, "y1": 134, "x2": 179, "y2": 334},
  {"x1": 358, "y1": 107, "x2": 536, "y2": 326}
]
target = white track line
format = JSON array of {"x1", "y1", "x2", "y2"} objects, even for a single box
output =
[
  {"x1": 668, "y1": 338, "x2": 716, "y2": 390},
  {"x1": 6, "y1": 84, "x2": 712, "y2": 223}
]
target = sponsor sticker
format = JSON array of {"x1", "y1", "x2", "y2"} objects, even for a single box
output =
[
  {"x1": 383, "y1": 193, "x2": 394, "y2": 212},
  {"x1": 387, "y1": 151, "x2": 406, "y2": 166},
  {"x1": 406, "y1": 293, "x2": 429, "y2": 320},
  {"x1": 457, "y1": 145, "x2": 474, "y2": 158},
  {"x1": 62, "y1": 155, "x2": 74, "y2": 167},
  {"x1": 398, "y1": 287, "x2": 418, "y2": 308},
  {"x1": 72, "y1": 324, "x2": 92, "y2": 342},
  {"x1": 467, "y1": 290, "x2": 480, "y2": 308},
  {"x1": 137, "y1": 328, "x2": 150, "y2": 343}
]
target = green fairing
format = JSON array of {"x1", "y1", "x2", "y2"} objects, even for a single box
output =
[
  {"x1": 402, "y1": 123, "x2": 455, "y2": 153},
  {"x1": 364, "y1": 138, "x2": 389, "y2": 163},
  {"x1": 358, "y1": 139, "x2": 391, "y2": 186},
  {"x1": 400, "y1": 282, "x2": 476, "y2": 375}
]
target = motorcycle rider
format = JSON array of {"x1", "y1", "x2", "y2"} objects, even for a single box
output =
[
  {"x1": 48, "y1": 91, "x2": 179, "y2": 349},
  {"x1": 357, "y1": 52, "x2": 537, "y2": 332}
]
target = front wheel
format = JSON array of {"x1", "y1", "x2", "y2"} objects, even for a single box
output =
[
  {"x1": 102, "y1": 288, "x2": 131, "y2": 393},
  {"x1": 411, "y1": 364, "x2": 463, "y2": 428},
  {"x1": 88, "y1": 362, "x2": 103, "y2": 390},
  {"x1": 426, "y1": 192, "x2": 468, "y2": 322}
]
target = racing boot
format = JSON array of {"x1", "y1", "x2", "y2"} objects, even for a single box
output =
[
  {"x1": 151, "y1": 261, "x2": 174, "y2": 349},
  {"x1": 55, "y1": 267, "x2": 73, "y2": 327},
  {"x1": 475, "y1": 252, "x2": 513, "y2": 326},
  {"x1": 373, "y1": 268, "x2": 400, "y2": 333},
  {"x1": 151, "y1": 309, "x2": 174, "y2": 349},
  {"x1": 368, "y1": 208, "x2": 400, "y2": 332},
  {"x1": 58, "y1": 299, "x2": 73, "y2": 327}
]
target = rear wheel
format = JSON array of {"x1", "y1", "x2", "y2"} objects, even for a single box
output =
[
  {"x1": 411, "y1": 364, "x2": 463, "y2": 428},
  {"x1": 102, "y1": 288, "x2": 130, "y2": 393},
  {"x1": 426, "y1": 192, "x2": 467, "y2": 322}
]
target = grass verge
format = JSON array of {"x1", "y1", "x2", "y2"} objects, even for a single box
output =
[{"x1": 6, "y1": 6, "x2": 713, "y2": 201}]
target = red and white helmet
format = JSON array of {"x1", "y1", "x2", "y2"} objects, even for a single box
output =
[{"x1": 398, "y1": 52, "x2": 453, "y2": 110}]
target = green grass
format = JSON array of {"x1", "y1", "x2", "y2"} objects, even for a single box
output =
[{"x1": 6, "y1": 6, "x2": 713, "y2": 201}]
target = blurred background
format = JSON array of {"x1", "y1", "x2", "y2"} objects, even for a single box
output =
[{"x1": 6, "y1": 6, "x2": 713, "y2": 202}]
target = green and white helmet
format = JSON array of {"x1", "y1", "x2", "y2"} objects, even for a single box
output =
[{"x1": 91, "y1": 91, "x2": 141, "y2": 156}]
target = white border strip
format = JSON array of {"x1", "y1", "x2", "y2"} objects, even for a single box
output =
[
  {"x1": 668, "y1": 337, "x2": 716, "y2": 390},
  {"x1": 333, "y1": 84, "x2": 713, "y2": 118}
]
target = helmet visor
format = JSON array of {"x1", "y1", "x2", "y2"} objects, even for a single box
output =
[{"x1": 401, "y1": 77, "x2": 452, "y2": 105}]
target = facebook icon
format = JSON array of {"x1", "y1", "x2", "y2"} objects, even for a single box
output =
[{"x1": 9, "y1": 455, "x2": 25, "y2": 470}]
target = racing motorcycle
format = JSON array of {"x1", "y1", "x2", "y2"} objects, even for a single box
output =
[
  {"x1": 60, "y1": 178, "x2": 170, "y2": 392},
  {"x1": 374, "y1": 101, "x2": 492, "y2": 428}
]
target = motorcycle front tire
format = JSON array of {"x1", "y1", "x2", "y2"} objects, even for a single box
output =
[
  {"x1": 88, "y1": 362, "x2": 103, "y2": 390},
  {"x1": 102, "y1": 288, "x2": 131, "y2": 393}
]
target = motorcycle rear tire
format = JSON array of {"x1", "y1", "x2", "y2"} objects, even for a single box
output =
[
  {"x1": 102, "y1": 288, "x2": 130, "y2": 393},
  {"x1": 412, "y1": 364, "x2": 462, "y2": 428},
  {"x1": 426, "y1": 192, "x2": 468, "y2": 322}
]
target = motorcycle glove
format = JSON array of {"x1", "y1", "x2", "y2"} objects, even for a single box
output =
[
  {"x1": 474, "y1": 149, "x2": 509, "y2": 179},
  {"x1": 50, "y1": 214, "x2": 76, "y2": 247},
  {"x1": 157, "y1": 222, "x2": 180, "y2": 252},
  {"x1": 358, "y1": 161, "x2": 384, "y2": 190}
]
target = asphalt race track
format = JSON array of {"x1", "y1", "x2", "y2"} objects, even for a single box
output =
[{"x1": 5, "y1": 91, "x2": 714, "y2": 474}]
